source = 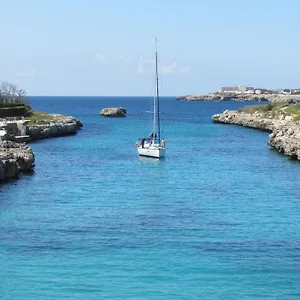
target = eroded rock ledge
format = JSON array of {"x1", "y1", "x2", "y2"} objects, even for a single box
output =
[
  {"x1": 0, "y1": 141, "x2": 35, "y2": 181},
  {"x1": 27, "y1": 115, "x2": 83, "y2": 140},
  {"x1": 212, "y1": 110, "x2": 300, "y2": 160}
]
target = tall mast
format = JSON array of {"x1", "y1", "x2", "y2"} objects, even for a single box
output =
[{"x1": 153, "y1": 37, "x2": 161, "y2": 144}]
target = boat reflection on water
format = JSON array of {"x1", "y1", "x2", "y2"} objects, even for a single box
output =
[{"x1": 138, "y1": 155, "x2": 165, "y2": 164}]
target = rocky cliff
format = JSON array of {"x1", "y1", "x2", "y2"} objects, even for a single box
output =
[
  {"x1": 212, "y1": 110, "x2": 300, "y2": 160},
  {"x1": 0, "y1": 141, "x2": 35, "y2": 181},
  {"x1": 27, "y1": 115, "x2": 83, "y2": 140},
  {"x1": 269, "y1": 125, "x2": 300, "y2": 159}
]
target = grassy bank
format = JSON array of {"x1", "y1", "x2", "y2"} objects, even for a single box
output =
[
  {"x1": 26, "y1": 111, "x2": 62, "y2": 125},
  {"x1": 238, "y1": 103, "x2": 300, "y2": 121}
]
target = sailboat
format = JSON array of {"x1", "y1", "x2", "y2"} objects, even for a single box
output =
[{"x1": 136, "y1": 39, "x2": 166, "y2": 158}]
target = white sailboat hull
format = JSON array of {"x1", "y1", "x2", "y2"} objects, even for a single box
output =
[{"x1": 137, "y1": 144, "x2": 166, "y2": 158}]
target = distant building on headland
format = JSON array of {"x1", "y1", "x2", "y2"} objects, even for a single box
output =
[
  {"x1": 219, "y1": 85, "x2": 255, "y2": 93},
  {"x1": 216, "y1": 86, "x2": 300, "y2": 95}
]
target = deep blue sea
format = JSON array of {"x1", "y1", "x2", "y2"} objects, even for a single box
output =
[{"x1": 1, "y1": 96, "x2": 300, "y2": 299}]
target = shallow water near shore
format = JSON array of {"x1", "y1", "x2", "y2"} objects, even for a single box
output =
[{"x1": 1, "y1": 96, "x2": 300, "y2": 299}]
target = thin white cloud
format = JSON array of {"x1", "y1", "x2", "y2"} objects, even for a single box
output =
[
  {"x1": 179, "y1": 66, "x2": 192, "y2": 73},
  {"x1": 161, "y1": 62, "x2": 191, "y2": 74},
  {"x1": 136, "y1": 57, "x2": 145, "y2": 74},
  {"x1": 136, "y1": 57, "x2": 191, "y2": 75},
  {"x1": 161, "y1": 62, "x2": 177, "y2": 74},
  {"x1": 17, "y1": 70, "x2": 38, "y2": 77},
  {"x1": 136, "y1": 63, "x2": 144, "y2": 74},
  {"x1": 118, "y1": 55, "x2": 131, "y2": 63},
  {"x1": 136, "y1": 57, "x2": 155, "y2": 74},
  {"x1": 96, "y1": 54, "x2": 106, "y2": 61}
]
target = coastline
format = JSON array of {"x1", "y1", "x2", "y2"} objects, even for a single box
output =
[
  {"x1": 27, "y1": 114, "x2": 83, "y2": 140},
  {"x1": 212, "y1": 108, "x2": 300, "y2": 160},
  {"x1": 3, "y1": 98, "x2": 300, "y2": 182},
  {"x1": 177, "y1": 93, "x2": 300, "y2": 103},
  {"x1": 0, "y1": 113, "x2": 83, "y2": 182}
]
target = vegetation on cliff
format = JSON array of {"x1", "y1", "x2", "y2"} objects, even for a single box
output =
[
  {"x1": 238, "y1": 103, "x2": 300, "y2": 121},
  {"x1": 26, "y1": 111, "x2": 64, "y2": 126},
  {"x1": 283, "y1": 104, "x2": 300, "y2": 121},
  {"x1": 0, "y1": 82, "x2": 82, "y2": 182},
  {"x1": 0, "y1": 81, "x2": 31, "y2": 117}
]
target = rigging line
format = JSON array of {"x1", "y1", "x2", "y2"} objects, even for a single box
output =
[
  {"x1": 147, "y1": 44, "x2": 156, "y2": 128},
  {"x1": 155, "y1": 37, "x2": 161, "y2": 144},
  {"x1": 159, "y1": 71, "x2": 164, "y2": 139}
]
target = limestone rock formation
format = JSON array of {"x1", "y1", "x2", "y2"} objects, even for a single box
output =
[
  {"x1": 269, "y1": 125, "x2": 300, "y2": 159},
  {"x1": 212, "y1": 110, "x2": 300, "y2": 160},
  {"x1": 27, "y1": 115, "x2": 83, "y2": 140},
  {"x1": 212, "y1": 110, "x2": 281, "y2": 131},
  {"x1": 0, "y1": 114, "x2": 82, "y2": 182},
  {"x1": 100, "y1": 107, "x2": 126, "y2": 117},
  {"x1": 0, "y1": 141, "x2": 35, "y2": 181}
]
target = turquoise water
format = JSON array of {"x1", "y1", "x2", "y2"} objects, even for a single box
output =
[{"x1": 1, "y1": 97, "x2": 300, "y2": 299}]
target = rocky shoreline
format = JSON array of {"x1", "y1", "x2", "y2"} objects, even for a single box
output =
[
  {"x1": 212, "y1": 110, "x2": 300, "y2": 160},
  {"x1": 27, "y1": 115, "x2": 83, "y2": 140},
  {"x1": 177, "y1": 93, "x2": 300, "y2": 103},
  {"x1": 0, "y1": 114, "x2": 82, "y2": 182},
  {"x1": 0, "y1": 141, "x2": 35, "y2": 181}
]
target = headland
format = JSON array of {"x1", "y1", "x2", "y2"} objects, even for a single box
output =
[
  {"x1": 212, "y1": 103, "x2": 300, "y2": 160},
  {"x1": 177, "y1": 86, "x2": 300, "y2": 103},
  {"x1": 0, "y1": 113, "x2": 83, "y2": 182},
  {"x1": 0, "y1": 82, "x2": 83, "y2": 182}
]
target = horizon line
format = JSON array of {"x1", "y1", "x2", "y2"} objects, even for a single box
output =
[{"x1": 27, "y1": 95, "x2": 178, "y2": 97}]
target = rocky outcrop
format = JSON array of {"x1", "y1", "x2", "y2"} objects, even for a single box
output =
[
  {"x1": 0, "y1": 114, "x2": 82, "y2": 182},
  {"x1": 0, "y1": 141, "x2": 35, "y2": 181},
  {"x1": 269, "y1": 125, "x2": 300, "y2": 159},
  {"x1": 177, "y1": 93, "x2": 300, "y2": 103},
  {"x1": 100, "y1": 107, "x2": 126, "y2": 117},
  {"x1": 212, "y1": 110, "x2": 293, "y2": 132},
  {"x1": 212, "y1": 110, "x2": 300, "y2": 160},
  {"x1": 27, "y1": 115, "x2": 83, "y2": 140}
]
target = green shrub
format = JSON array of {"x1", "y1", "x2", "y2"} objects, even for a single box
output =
[
  {"x1": 0, "y1": 106, "x2": 26, "y2": 117},
  {"x1": 238, "y1": 103, "x2": 288, "y2": 114},
  {"x1": 0, "y1": 102, "x2": 24, "y2": 108},
  {"x1": 26, "y1": 111, "x2": 62, "y2": 125},
  {"x1": 283, "y1": 103, "x2": 300, "y2": 116}
]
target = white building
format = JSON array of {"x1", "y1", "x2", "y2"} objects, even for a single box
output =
[{"x1": 219, "y1": 85, "x2": 255, "y2": 93}]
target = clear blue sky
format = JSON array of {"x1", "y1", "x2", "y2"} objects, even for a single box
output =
[{"x1": 1, "y1": 0, "x2": 300, "y2": 96}]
